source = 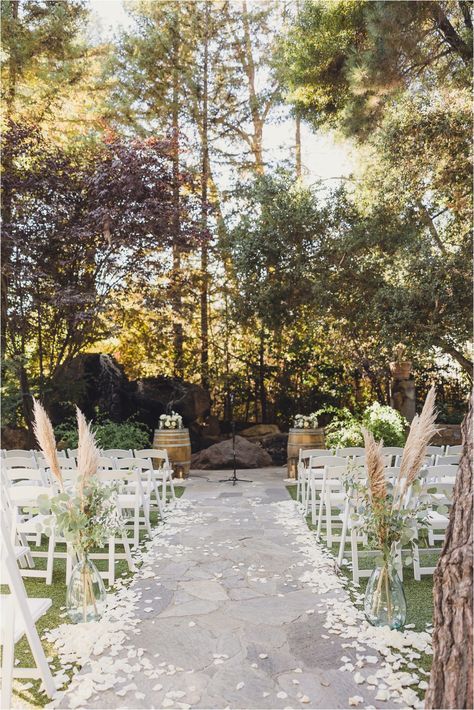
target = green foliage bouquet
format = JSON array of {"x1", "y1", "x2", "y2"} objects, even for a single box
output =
[{"x1": 320, "y1": 403, "x2": 407, "y2": 449}]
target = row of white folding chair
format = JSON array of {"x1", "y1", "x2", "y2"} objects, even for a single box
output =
[
  {"x1": 64, "y1": 448, "x2": 175, "y2": 503},
  {"x1": 335, "y1": 468, "x2": 454, "y2": 583},
  {"x1": 0, "y1": 513, "x2": 57, "y2": 708},
  {"x1": 445, "y1": 444, "x2": 462, "y2": 454},
  {"x1": 1, "y1": 462, "x2": 153, "y2": 584}
]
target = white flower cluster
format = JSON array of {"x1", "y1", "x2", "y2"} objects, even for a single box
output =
[
  {"x1": 159, "y1": 411, "x2": 183, "y2": 430},
  {"x1": 293, "y1": 412, "x2": 319, "y2": 429}
]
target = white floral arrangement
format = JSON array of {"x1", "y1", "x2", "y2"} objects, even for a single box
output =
[
  {"x1": 159, "y1": 411, "x2": 183, "y2": 430},
  {"x1": 293, "y1": 412, "x2": 319, "y2": 429}
]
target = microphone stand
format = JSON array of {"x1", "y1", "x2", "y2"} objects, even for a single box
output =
[{"x1": 219, "y1": 393, "x2": 252, "y2": 486}]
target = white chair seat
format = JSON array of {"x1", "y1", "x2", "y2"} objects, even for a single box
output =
[{"x1": 0, "y1": 596, "x2": 52, "y2": 643}]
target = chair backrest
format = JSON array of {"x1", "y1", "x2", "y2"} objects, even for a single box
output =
[
  {"x1": 6, "y1": 484, "x2": 52, "y2": 507},
  {"x1": 424, "y1": 465, "x2": 458, "y2": 480},
  {"x1": 97, "y1": 456, "x2": 115, "y2": 470},
  {"x1": 33, "y1": 450, "x2": 66, "y2": 465},
  {"x1": 57, "y1": 460, "x2": 77, "y2": 470},
  {"x1": 421, "y1": 473, "x2": 454, "y2": 504},
  {"x1": 336, "y1": 447, "x2": 366, "y2": 457},
  {"x1": 298, "y1": 449, "x2": 328, "y2": 463},
  {"x1": 309, "y1": 455, "x2": 346, "y2": 468},
  {"x1": 3, "y1": 457, "x2": 39, "y2": 470},
  {"x1": 436, "y1": 454, "x2": 460, "y2": 466},
  {"x1": 1, "y1": 467, "x2": 44, "y2": 485},
  {"x1": 134, "y1": 449, "x2": 170, "y2": 465},
  {"x1": 114, "y1": 457, "x2": 152, "y2": 471},
  {"x1": 103, "y1": 449, "x2": 133, "y2": 459},
  {"x1": 353, "y1": 453, "x2": 392, "y2": 468},
  {"x1": 381, "y1": 447, "x2": 405, "y2": 456},
  {"x1": 446, "y1": 444, "x2": 462, "y2": 455},
  {"x1": 425, "y1": 445, "x2": 445, "y2": 455},
  {"x1": 67, "y1": 448, "x2": 79, "y2": 459},
  {"x1": 3, "y1": 450, "x2": 35, "y2": 459},
  {"x1": 384, "y1": 466, "x2": 401, "y2": 482}
]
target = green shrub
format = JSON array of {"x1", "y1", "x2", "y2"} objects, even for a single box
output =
[
  {"x1": 318, "y1": 403, "x2": 407, "y2": 449},
  {"x1": 55, "y1": 418, "x2": 151, "y2": 450}
]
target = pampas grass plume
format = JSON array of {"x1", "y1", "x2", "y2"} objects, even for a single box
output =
[{"x1": 32, "y1": 399, "x2": 63, "y2": 489}]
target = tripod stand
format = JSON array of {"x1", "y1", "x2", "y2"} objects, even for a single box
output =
[{"x1": 219, "y1": 402, "x2": 252, "y2": 486}]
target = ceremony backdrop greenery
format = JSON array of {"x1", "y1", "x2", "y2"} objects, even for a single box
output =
[{"x1": 1, "y1": 0, "x2": 471, "y2": 434}]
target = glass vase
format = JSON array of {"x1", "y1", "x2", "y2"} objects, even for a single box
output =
[
  {"x1": 66, "y1": 554, "x2": 107, "y2": 624},
  {"x1": 364, "y1": 562, "x2": 407, "y2": 630}
]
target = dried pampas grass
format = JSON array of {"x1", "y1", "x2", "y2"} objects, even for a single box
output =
[
  {"x1": 76, "y1": 407, "x2": 100, "y2": 501},
  {"x1": 362, "y1": 428, "x2": 386, "y2": 502},
  {"x1": 395, "y1": 385, "x2": 438, "y2": 503},
  {"x1": 33, "y1": 399, "x2": 63, "y2": 489}
]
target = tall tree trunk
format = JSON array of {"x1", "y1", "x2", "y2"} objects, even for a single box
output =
[
  {"x1": 200, "y1": 0, "x2": 210, "y2": 391},
  {"x1": 1, "y1": 0, "x2": 19, "y2": 361},
  {"x1": 258, "y1": 327, "x2": 267, "y2": 423},
  {"x1": 425, "y1": 391, "x2": 473, "y2": 709},
  {"x1": 241, "y1": 0, "x2": 265, "y2": 174},
  {"x1": 171, "y1": 19, "x2": 184, "y2": 378}
]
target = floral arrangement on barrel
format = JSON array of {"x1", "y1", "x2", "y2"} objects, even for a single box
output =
[
  {"x1": 33, "y1": 400, "x2": 124, "y2": 624},
  {"x1": 293, "y1": 412, "x2": 319, "y2": 429},
  {"x1": 159, "y1": 411, "x2": 183, "y2": 430},
  {"x1": 348, "y1": 386, "x2": 438, "y2": 629}
]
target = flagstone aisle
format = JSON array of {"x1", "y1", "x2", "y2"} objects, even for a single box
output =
[{"x1": 55, "y1": 469, "x2": 428, "y2": 709}]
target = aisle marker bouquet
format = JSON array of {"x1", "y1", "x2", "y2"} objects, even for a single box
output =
[
  {"x1": 347, "y1": 386, "x2": 438, "y2": 626},
  {"x1": 33, "y1": 401, "x2": 124, "y2": 621},
  {"x1": 293, "y1": 412, "x2": 319, "y2": 429},
  {"x1": 159, "y1": 411, "x2": 183, "y2": 430}
]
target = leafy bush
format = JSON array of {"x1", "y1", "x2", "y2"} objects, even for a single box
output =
[
  {"x1": 55, "y1": 418, "x2": 151, "y2": 450},
  {"x1": 318, "y1": 403, "x2": 407, "y2": 449}
]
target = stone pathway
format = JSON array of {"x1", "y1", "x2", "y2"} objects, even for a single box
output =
[{"x1": 56, "y1": 469, "x2": 411, "y2": 709}]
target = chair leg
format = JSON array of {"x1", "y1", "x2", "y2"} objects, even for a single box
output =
[
  {"x1": 133, "y1": 504, "x2": 140, "y2": 547},
  {"x1": 162, "y1": 477, "x2": 167, "y2": 504},
  {"x1": 1, "y1": 602, "x2": 15, "y2": 710},
  {"x1": 316, "y1": 490, "x2": 324, "y2": 540},
  {"x1": 169, "y1": 474, "x2": 176, "y2": 500},
  {"x1": 311, "y1": 486, "x2": 316, "y2": 526},
  {"x1": 412, "y1": 541, "x2": 421, "y2": 581},
  {"x1": 122, "y1": 531, "x2": 136, "y2": 572},
  {"x1": 326, "y1": 497, "x2": 333, "y2": 547},
  {"x1": 108, "y1": 536, "x2": 115, "y2": 586},
  {"x1": 45, "y1": 533, "x2": 55, "y2": 585},
  {"x1": 337, "y1": 503, "x2": 349, "y2": 567},
  {"x1": 350, "y1": 529, "x2": 359, "y2": 584}
]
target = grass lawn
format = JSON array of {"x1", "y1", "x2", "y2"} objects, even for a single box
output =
[
  {"x1": 3, "y1": 488, "x2": 185, "y2": 708},
  {"x1": 286, "y1": 484, "x2": 435, "y2": 680}
]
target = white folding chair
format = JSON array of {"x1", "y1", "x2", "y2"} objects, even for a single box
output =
[
  {"x1": 412, "y1": 473, "x2": 454, "y2": 579},
  {"x1": 135, "y1": 448, "x2": 175, "y2": 502},
  {"x1": 3, "y1": 483, "x2": 60, "y2": 585},
  {"x1": 296, "y1": 450, "x2": 332, "y2": 506},
  {"x1": 304, "y1": 455, "x2": 346, "y2": 528},
  {"x1": 318, "y1": 465, "x2": 350, "y2": 547},
  {"x1": 0, "y1": 516, "x2": 57, "y2": 708},
  {"x1": 115, "y1": 457, "x2": 163, "y2": 521},
  {"x1": 97, "y1": 467, "x2": 151, "y2": 548}
]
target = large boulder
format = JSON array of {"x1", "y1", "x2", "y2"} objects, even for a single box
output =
[
  {"x1": 191, "y1": 435, "x2": 272, "y2": 469},
  {"x1": 48, "y1": 353, "x2": 211, "y2": 430},
  {"x1": 240, "y1": 423, "x2": 280, "y2": 440},
  {"x1": 133, "y1": 376, "x2": 210, "y2": 430}
]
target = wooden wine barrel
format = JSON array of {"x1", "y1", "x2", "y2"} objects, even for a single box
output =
[
  {"x1": 153, "y1": 428, "x2": 191, "y2": 479},
  {"x1": 287, "y1": 427, "x2": 326, "y2": 477}
]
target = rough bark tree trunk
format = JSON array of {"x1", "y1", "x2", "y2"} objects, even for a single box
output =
[
  {"x1": 425, "y1": 390, "x2": 473, "y2": 709},
  {"x1": 171, "y1": 18, "x2": 184, "y2": 378},
  {"x1": 200, "y1": 0, "x2": 210, "y2": 392}
]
